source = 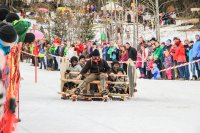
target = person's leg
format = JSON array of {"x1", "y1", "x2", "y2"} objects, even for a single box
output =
[
  {"x1": 99, "y1": 73, "x2": 108, "y2": 94},
  {"x1": 56, "y1": 56, "x2": 60, "y2": 70},
  {"x1": 42, "y1": 57, "x2": 46, "y2": 69},
  {"x1": 39, "y1": 57, "x2": 42, "y2": 69},
  {"x1": 195, "y1": 61, "x2": 200, "y2": 78},
  {"x1": 99, "y1": 73, "x2": 107, "y2": 91},
  {"x1": 191, "y1": 63, "x2": 197, "y2": 79},
  {"x1": 53, "y1": 57, "x2": 58, "y2": 70},
  {"x1": 184, "y1": 65, "x2": 190, "y2": 80},
  {"x1": 169, "y1": 69, "x2": 172, "y2": 80},
  {"x1": 77, "y1": 74, "x2": 97, "y2": 90},
  {"x1": 177, "y1": 62, "x2": 183, "y2": 78}
]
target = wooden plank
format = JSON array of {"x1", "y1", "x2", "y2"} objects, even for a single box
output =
[{"x1": 60, "y1": 79, "x2": 129, "y2": 84}]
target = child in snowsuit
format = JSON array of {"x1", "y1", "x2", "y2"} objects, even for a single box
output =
[
  {"x1": 146, "y1": 55, "x2": 154, "y2": 79},
  {"x1": 163, "y1": 50, "x2": 173, "y2": 80},
  {"x1": 151, "y1": 63, "x2": 161, "y2": 80}
]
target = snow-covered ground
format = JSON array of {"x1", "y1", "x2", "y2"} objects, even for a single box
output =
[{"x1": 17, "y1": 62, "x2": 200, "y2": 133}]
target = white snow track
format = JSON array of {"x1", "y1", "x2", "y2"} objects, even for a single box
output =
[{"x1": 17, "y1": 63, "x2": 200, "y2": 133}]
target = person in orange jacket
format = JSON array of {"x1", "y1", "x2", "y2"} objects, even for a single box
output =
[
  {"x1": 74, "y1": 40, "x2": 84, "y2": 56},
  {"x1": 173, "y1": 37, "x2": 189, "y2": 80}
]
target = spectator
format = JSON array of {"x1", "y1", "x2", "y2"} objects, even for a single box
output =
[
  {"x1": 174, "y1": 38, "x2": 188, "y2": 80},
  {"x1": 125, "y1": 42, "x2": 137, "y2": 61},
  {"x1": 192, "y1": 34, "x2": 200, "y2": 79},
  {"x1": 74, "y1": 40, "x2": 84, "y2": 56}
]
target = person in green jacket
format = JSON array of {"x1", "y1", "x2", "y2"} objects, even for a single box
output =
[{"x1": 154, "y1": 41, "x2": 163, "y2": 60}]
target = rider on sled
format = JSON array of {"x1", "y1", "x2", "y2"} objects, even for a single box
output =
[{"x1": 74, "y1": 49, "x2": 111, "y2": 95}]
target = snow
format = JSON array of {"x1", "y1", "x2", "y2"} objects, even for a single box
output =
[
  {"x1": 17, "y1": 62, "x2": 200, "y2": 133},
  {"x1": 93, "y1": 20, "x2": 199, "y2": 45}
]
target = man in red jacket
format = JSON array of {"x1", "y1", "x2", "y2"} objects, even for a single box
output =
[
  {"x1": 174, "y1": 37, "x2": 189, "y2": 80},
  {"x1": 74, "y1": 40, "x2": 84, "y2": 56}
]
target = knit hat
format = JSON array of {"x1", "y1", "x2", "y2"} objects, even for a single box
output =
[
  {"x1": 166, "y1": 39, "x2": 171, "y2": 43},
  {"x1": 12, "y1": 20, "x2": 31, "y2": 43},
  {"x1": 24, "y1": 33, "x2": 35, "y2": 43},
  {"x1": 79, "y1": 55, "x2": 85, "y2": 61},
  {"x1": 111, "y1": 60, "x2": 120, "y2": 67},
  {"x1": 70, "y1": 56, "x2": 78, "y2": 63},
  {"x1": 92, "y1": 49, "x2": 100, "y2": 56},
  {"x1": 0, "y1": 24, "x2": 17, "y2": 43},
  {"x1": 5, "y1": 13, "x2": 19, "y2": 23},
  {"x1": 0, "y1": 8, "x2": 9, "y2": 21}
]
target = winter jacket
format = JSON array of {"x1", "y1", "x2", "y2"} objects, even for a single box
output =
[
  {"x1": 120, "y1": 51, "x2": 129, "y2": 61},
  {"x1": 33, "y1": 45, "x2": 39, "y2": 56},
  {"x1": 54, "y1": 46, "x2": 61, "y2": 56},
  {"x1": 192, "y1": 40, "x2": 200, "y2": 58},
  {"x1": 164, "y1": 55, "x2": 173, "y2": 68},
  {"x1": 151, "y1": 67, "x2": 161, "y2": 80},
  {"x1": 162, "y1": 45, "x2": 172, "y2": 61},
  {"x1": 189, "y1": 47, "x2": 194, "y2": 62},
  {"x1": 80, "y1": 59, "x2": 110, "y2": 75},
  {"x1": 38, "y1": 49, "x2": 45, "y2": 58},
  {"x1": 154, "y1": 46, "x2": 163, "y2": 60},
  {"x1": 174, "y1": 43, "x2": 186, "y2": 62},
  {"x1": 127, "y1": 46, "x2": 137, "y2": 61},
  {"x1": 74, "y1": 43, "x2": 84, "y2": 56},
  {"x1": 147, "y1": 60, "x2": 154, "y2": 71},
  {"x1": 170, "y1": 44, "x2": 177, "y2": 61},
  {"x1": 67, "y1": 64, "x2": 82, "y2": 79}
]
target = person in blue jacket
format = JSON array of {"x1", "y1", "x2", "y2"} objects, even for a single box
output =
[{"x1": 192, "y1": 34, "x2": 200, "y2": 79}]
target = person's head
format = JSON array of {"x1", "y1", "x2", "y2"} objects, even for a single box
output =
[
  {"x1": 92, "y1": 42, "x2": 97, "y2": 48},
  {"x1": 184, "y1": 40, "x2": 189, "y2": 45},
  {"x1": 117, "y1": 68, "x2": 125, "y2": 77},
  {"x1": 70, "y1": 56, "x2": 78, "y2": 67},
  {"x1": 79, "y1": 55, "x2": 86, "y2": 65},
  {"x1": 161, "y1": 42, "x2": 165, "y2": 48},
  {"x1": 147, "y1": 41, "x2": 152, "y2": 46},
  {"x1": 107, "y1": 42, "x2": 110, "y2": 47},
  {"x1": 112, "y1": 61, "x2": 120, "y2": 73},
  {"x1": 152, "y1": 44, "x2": 156, "y2": 49},
  {"x1": 153, "y1": 63, "x2": 157, "y2": 68},
  {"x1": 195, "y1": 34, "x2": 200, "y2": 41},
  {"x1": 125, "y1": 42, "x2": 131, "y2": 49},
  {"x1": 110, "y1": 41, "x2": 114, "y2": 46},
  {"x1": 139, "y1": 36, "x2": 144, "y2": 43},
  {"x1": 120, "y1": 45, "x2": 126, "y2": 52},
  {"x1": 148, "y1": 55, "x2": 153, "y2": 60},
  {"x1": 166, "y1": 39, "x2": 171, "y2": 46},
  {"x1": 154, "y1": 55, "x2": 158, "y2": 61},
  {"x1": 92, "y1": 49, "x2": 100, "y2": 61},
  {"x1": 150, "y1": 37, "x2": 156, "y2": 44},
  {"x1": 164, "y1": 49, "x2": 170, "y2": 57},
  {"x1": 76, "y1": 40, "x2": 80, "y2": 44},
  {"x1": 173, "y1": 37, "x2": 181, "y2": 45},
  {"x1": 0, "y1": 24, "x2": 17, "y2": 48},
  {"x1": 189, "y1": 41, "x2": 194, "y2": 47},
  {"x1": 0, "y1": 8, "x2": 9, "y2": 21},
  {"x1": 155, "y1": 41, "x2": 160, "y2": 47},
  {"x1": 5, "y1": 13, "x2": 19, "y2": 23}
]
